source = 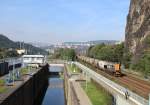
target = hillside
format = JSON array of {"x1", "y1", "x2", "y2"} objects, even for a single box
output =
[
  {"x1": 0, "y1": 34, "x2": 48, "y2": 55},
  {"x1": 124, "y1": 0, "x2": 150, "y2": 76},
  {"x1": 125, "y1": 0, "x2": 150, "y2": 63},
  {"x1": 0, "y1": 34, "x2": 17, "y2": 48}
]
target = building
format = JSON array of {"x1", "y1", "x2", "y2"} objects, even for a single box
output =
[
  {"x1": 16, "y1": 49, "x2": 26, "y2": 55},
  {"x1": 22, "y1": 55, "x2": 46, "y2": 67}
]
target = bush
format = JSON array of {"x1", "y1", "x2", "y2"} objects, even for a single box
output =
[
  {"x1": 131, "y1": 51, "x2": 150, "y2": 76},
  {"x1": 123, "y1": 52, "x2": 132, "y2": 69}
]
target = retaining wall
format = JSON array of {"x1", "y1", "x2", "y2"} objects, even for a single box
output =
[{"x1": 0, "y1": 64, "x2": 49, "y2": 105}]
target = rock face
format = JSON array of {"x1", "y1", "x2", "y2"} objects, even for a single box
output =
[{"x1": 125, "y1": 0, "x2": 150, "y2": 63}]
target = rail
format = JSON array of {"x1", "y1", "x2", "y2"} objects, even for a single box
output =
[
  {"x1": 75, "y1": 62, "x2": 149, "y2": 105},
  {"x1": 48, "y1": 59, "x2": 67, "y2": 64},
  {"x1": 0, "y1": 57, "x2": 22, "y2": 62},
  {"x1": 0, "y1": 57, "x2": 23, "y2": 65}
]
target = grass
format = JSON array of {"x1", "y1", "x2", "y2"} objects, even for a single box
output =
[
  {"x1": 20, "y1": 67, "x2": 38, "y2": 75},
  {"x1": 59, "y1": 72, "x2": 64, "y2": 79},
  {"x1": 67, "y1": 64, "x2": 81, "y2": 73},
  {"x1": 20, "y1": 67, "x2": 29, "y2": 75},
  {"x1": 81, "y1": 82, "x2": 112, "y2": 105},
  {"x1": 0, "y1": 86, "x2": 7, "y2": 94},
  {"x1": 0, "y1": 79, "x2": 5, "y2": 86}
]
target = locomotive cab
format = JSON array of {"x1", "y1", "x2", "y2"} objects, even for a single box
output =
[{"x1": 114, "y1": 63, "x2": 121, "y2": 77}]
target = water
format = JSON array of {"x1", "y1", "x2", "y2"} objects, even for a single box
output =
[
  {"x1": 42, "y1": 66, "x2": 65, "y2": 105},
  {"x1": 49, "y1": 66, "x2": 63, "y2": 72}
]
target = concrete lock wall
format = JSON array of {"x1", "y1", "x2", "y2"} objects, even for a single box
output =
[{"x1": 0, "y1": 64, "x2": 49, "y2": 105}]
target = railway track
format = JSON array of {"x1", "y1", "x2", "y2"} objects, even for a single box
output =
[{"x1": 78, "y1": 60, "x2": 150, "y2": 99}]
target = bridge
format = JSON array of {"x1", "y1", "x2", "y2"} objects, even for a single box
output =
[
  {"x1": 48, "y1": 82, "x2": 64, "y2": 88},
  {"x1": 75, "y1": 62, "x2": 149, "y2": 105},
  {"x1": 49, "y1": 63, "x2": 64, "y2": 76}
]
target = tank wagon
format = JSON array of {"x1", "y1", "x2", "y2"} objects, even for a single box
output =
[{"x1": 77, "y1": 55, "x2": 122, "y2": 77}]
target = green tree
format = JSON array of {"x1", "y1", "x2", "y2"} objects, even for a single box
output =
[
  {"x1": 51, "y1": 48, "x2": 76, "y2": 61},
  {"x1": 87, "y1": 43, "x2": 124, "y2": 62},
  {"x1": 133, "y1": 51, "x2": 150, "y2": 76}
]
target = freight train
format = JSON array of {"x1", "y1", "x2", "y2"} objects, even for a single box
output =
[
  {"x1": 77, "y1": 55, "x2": 122, "y2": 77},
  {"x1": 0, "y1": 57, "x2": 23, "y2": 76}
]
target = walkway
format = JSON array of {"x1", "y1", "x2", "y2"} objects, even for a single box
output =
[
  {"x1": 72, "y1": 81, "x2": 92, "y2": 105},
  {"x1": 66, "y1": 64, "x2": 92, "y2": 105}
]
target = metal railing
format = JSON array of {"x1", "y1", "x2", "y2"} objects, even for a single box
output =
[
  {"x1": 0, "y1": 57, "x2": 23, "y2": 65},
  {"x1": 75, "y1": 62, "x2": 149, "y2": 105}
]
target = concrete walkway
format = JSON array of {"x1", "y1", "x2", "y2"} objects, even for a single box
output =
[{"x1": 72, "y1": 81, "x2": 92, "y2": 105}]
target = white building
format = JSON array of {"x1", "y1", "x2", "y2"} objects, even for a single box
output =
[{"x1": 22, "y1": 55, "x2": 46, "y2": 67}]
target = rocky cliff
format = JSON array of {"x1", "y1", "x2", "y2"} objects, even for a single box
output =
[{"x1": 125, "y1": 0, "x2": 150, "y2": 63}]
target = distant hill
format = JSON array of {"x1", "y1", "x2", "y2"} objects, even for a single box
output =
[
  {"x1": 0, "y1": 34, "x2": 17, "y2": 48},
  {"x1": 63, "y1": 40, "x2": 119, "y2": 45},
  {"x1": 87, "y1": 40, "x2": 118, "y2": 45},
  {"x1": 0, "y1": 34, "x2": 48, "y2": 55}
]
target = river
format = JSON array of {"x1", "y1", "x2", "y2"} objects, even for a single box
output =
[{"x1": 42, "y1": 66, "x2": 65, "y2": 105}]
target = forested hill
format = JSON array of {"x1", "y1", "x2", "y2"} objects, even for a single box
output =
[
  {"x1": 0, "y1": 34, "x2": 17, "y2": 48},
  {"x1": 0, "y1": 34, "x2": 48, "y2": 55}
]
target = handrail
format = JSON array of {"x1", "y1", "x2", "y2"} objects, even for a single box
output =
[{"x1": 0, "y1": 57, "x2": 23, "y2": 62}]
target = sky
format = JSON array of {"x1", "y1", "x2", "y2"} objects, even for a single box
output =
[{"x1": 0, "y1": 0, "x2": 130, "y2": 44}]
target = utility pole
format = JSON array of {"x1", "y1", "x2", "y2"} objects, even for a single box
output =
[
  {"x1": 149, "y1": 93, "x2": 150, "y2": 105},
  {"x1": 19, "y1": 42, "x2": 21, "y2": 49},
  {"x1": 12, "y1": 61, "x2": 15, "y2": 85},
  {"x1": 86, "y1": 72, "x2": 87, "y2": 91}
]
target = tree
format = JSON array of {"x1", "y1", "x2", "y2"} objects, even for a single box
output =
[
  {"x1": 51, "y1": 48, "x2": 76, "y2": 61},
  {"x1": 133, "y1": 51, "x2": 150, "y2": 76},
  {"x1": 87, "y1": 43, "x2": 124, "y2": 62}
]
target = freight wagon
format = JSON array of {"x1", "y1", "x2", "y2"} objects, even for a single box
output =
[{"x1": 77, "y1": 55, "x2": 122, "y2": 77}]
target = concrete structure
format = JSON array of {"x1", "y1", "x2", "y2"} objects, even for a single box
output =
[
  {"x1": 49, "y1": 64, "x2": 64, "y2": 67},
  {"x1": 2, "y1": 57, "x2": 23, "y2": 67},
  {"x1": 22, "y1": 55, "x2": 46, "y2": 67},
  {"x1": 0, "y1": 65, "x2": 49, "y2": 105},
  {"x1": 75, "y1": 62, "x2": 149, "y2": 105},
  {"x1": 64, "y1": 64, "x2": 92, "y2": 105}
]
